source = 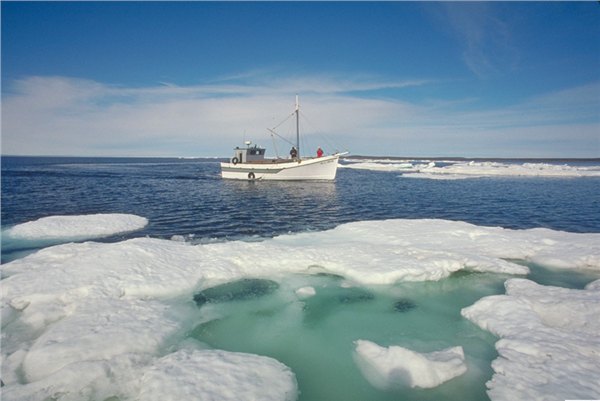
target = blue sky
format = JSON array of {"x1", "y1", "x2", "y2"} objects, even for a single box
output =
[{"x1": 2, "y1": 1, "x2": 599, "y2": 157}]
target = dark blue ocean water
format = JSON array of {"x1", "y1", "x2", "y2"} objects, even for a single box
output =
[{"x1": 2, "y1": 156, "x2": 600, "y2": 263}]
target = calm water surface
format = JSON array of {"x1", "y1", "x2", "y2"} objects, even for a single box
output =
[{"x1": 2, "y1": 156, "x2": 599, "y2": 253}]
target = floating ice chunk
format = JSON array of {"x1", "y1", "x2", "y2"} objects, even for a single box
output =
[
  {"x1": 138, "y1": 349, "x2": 297, "y2": 401},
  {"x1": 5, "y1": 213, "x2": 148, "y2": 240},
  {"x1": 585, "y1": 278, "x2": 600, "y2": 291},
  {"x1": 170, "y1": 234, "x2": 186, "y2": 242},
  {"x1": 411, "y1": 161, "x2": 600, "y2": 179},
  {"x1": 353, "y1": 340, "x2": 467, "y2": 389},
  {"x1": 295, "y1": 286, "x2": 316, "y2": 298},
  {"x1": 340, "y1": 160, "x2": 417, "y2": 172},
  {"x1": 342, "y1": 159, "x2": 600, "y2": 178},
  {"x1": 461, "y1": 279, "x2": 600, "y2": 401}
]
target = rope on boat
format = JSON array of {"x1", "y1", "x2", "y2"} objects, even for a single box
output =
[
  {"x1": 267, "y1": 128, "x2": 295, "y2": 148},
  {"x1": 262, "y1": 106, "x2": 350, "y2": 159},
  {"x1": 299, "y1": 111, "x2": 348, "y2": 156}
]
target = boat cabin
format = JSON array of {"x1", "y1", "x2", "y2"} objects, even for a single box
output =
[{"x1": 231, "y1": 141, "x2": 266, "y2": 164}]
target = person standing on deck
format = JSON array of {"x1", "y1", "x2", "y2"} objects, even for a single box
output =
[
  {"x1": 290, "y1": 146, "x2": 298, "y2": 159},
  {"x1": 316, "y1": 147, "x2": 324, "y2": 158}
]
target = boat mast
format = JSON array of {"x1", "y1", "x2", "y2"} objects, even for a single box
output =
[{"x1": 295, "y1": 94, "x2": 300, "y2": 158}]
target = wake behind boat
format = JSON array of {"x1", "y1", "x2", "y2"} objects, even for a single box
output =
[{"x1": 220, "y1": 96, "x2": 346, "y2": 181}]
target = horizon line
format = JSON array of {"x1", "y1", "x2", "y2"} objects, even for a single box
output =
[{"x1": 2, "y1": 154, "x2": 600, "y2": 162}]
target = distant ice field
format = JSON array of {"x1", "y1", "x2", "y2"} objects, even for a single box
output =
[
  {"x1": 2, "y1": 157, "x2": 600, "y2": 401},
  {"x1": 340, "y1": 157, "x2": 600, "y2": 179}
]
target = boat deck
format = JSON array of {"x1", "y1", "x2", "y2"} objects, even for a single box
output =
[{"x1": 235, "y1": 158, "x2": 305, "y2": 164}]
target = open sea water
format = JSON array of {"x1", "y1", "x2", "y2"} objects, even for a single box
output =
[
  {"x1": 3, "y1": 157, "x2": 599, "y2": 255},
  {"x1": 2, "y1": 156, "x2": 600, "y2": 401}
]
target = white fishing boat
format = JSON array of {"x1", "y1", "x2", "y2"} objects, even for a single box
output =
[{"x1": 220, "y1": 96, "x2": 346, "y2": 181}]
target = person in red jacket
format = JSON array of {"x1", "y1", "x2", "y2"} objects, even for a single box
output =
[{"x1": 316, "y1": 147, "x2": 324, "y2": 158}]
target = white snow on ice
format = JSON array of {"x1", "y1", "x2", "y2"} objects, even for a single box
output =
[
  {"x1": 1, "y1": 217, "x2": 599, "y2": 400},
  {"x1": 462, "y1": 278, "x2": 600, "y2": 401},
  {"x1": 353, "y1": 340, "x2": 467, "y2": 389},
  {"x1": 341, "y1": 159, "x2": 600, "y2": 179},
  {"x1": 295, "y1": 286, "x2": 317, "y2": 298},
  {"x1": 4, "y1": 213, "x2": 148, "y2": 240},
  {"x1": 138, "y1": 349, "x2": 297, "y2": 401},
  {"x1": 585, "y1": 278, "x2": 600, "y2": 291},
  {"x1": 340, "y1": 160, "x2": 416, "y2": 172}
]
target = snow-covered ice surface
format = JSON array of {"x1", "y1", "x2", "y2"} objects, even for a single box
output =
[
  {"x1": 295, "y1": 286, "x2": 317, "y2": 298},
  {"x1": 462, "y1": 278, "x2": 600, "y2": 401},
  {"x1": 341, "y1": 159, "x2": 600, "y2": 179},
  {"x1": 2, "y1": 217, "x2": 600, "y2": 400},
  {"x1": 354, "y1": 340, "x2": 467, "y2": 389},
  {"x1": 340, "y1": 160, "x2": 416, "y2": 172},
  {"x1": 4, "y1": 213, "x2": 148, "y2": 240},
  {"x1": 138, "y1": 349, "x2": 297, "y2": 401}
]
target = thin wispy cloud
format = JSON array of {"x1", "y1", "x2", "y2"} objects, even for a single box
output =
[
  {"x1": 436, "y1": 3, "x2": 520, "y2": 78},
  {"x1": 1, "y1": 74, "x2": 426, "y2": 156},
  {"x1": 2, "y1": 74, "x2": 598, "y2": 157}
]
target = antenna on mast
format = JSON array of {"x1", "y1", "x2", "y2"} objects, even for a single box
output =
[{"x1": 295, "y1": 94, "x2": 300, "y2": 158}]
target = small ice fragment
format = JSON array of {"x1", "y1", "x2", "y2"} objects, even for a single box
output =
[
  {"x1": 354, "y1": 340, "x2": 467, "y2": 389},
  {"x1": 295, "y1": 286, "x2": 316, "y2": 298}
]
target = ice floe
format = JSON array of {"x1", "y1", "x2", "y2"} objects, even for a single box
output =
[
  {"x1": 138, "y1": 349, "x2": 297, "y2": 401},
  {"x1": 585, "y1": 278, "x2": 600, "y2": 291},
  {"x1": 340, "y1": 159, "x2": 416, "y2": 172},
  {"x1": 295, "y1": 286, "x2": 317, "y2": 298},
  {"x1": 341, "y1": 159, "x2": 600, "y2": 179},
  {"x1": 353, "y1": 340, "x2": 467, "y2": 389},
  {"x1": 1, "y1": 218, "x2": 599, "y2": 400},
  {"x1": 462, "y1": 278, "x2": 600, "y2": 401},
  {"x1": 4, "y1": 213, "x2": 148, "y2": 240}
]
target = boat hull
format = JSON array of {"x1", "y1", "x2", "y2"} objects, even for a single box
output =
[{"x1": 220, "y1": 154, "x2": 341, "y2": 181}]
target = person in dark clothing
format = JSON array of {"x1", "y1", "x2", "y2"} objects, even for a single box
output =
[{"x1": 290, "y1": 146, "x2": 298, "y2": 159}]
